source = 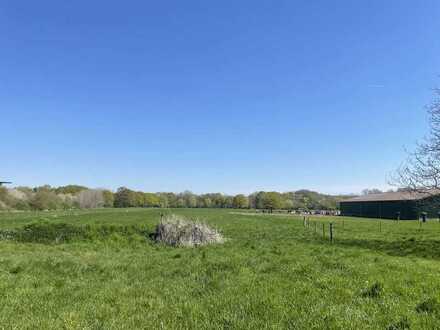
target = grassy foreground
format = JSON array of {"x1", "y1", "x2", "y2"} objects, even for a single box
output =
[{"x1": 1, "y1": 208, "x2": 440, "y2": 329}]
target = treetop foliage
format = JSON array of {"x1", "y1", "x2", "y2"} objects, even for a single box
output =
[{"x1": 0, "y1": 184, "x2": 351, "y2": 212}]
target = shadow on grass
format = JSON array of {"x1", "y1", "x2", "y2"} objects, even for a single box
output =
[{"x1": 328, "y1": 237, "x2": 440, "y2": 260}]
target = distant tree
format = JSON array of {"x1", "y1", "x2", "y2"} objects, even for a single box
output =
[
  {"x1": 233, "y1": 194, "x2": 249, "y2": 209},
  {"x1": 77, "y1": 189, "x2": 105, "y2": 209},
  {"x1": 182, "y1": 191, "x2": 197, "y2": 208},
  {"x1": 213, "y1": 195, "x2": 223, "y2": 208},
  {"x1": 176, "y1": 198, "x2": 185, "y2": 208},
  {"x1": 254, "y1": 191, "x2": 266, "y2": 209},
  {"x1": 0, "y1": 182, "x2": 349, "y2": 212},
  {"x1": 187, "y1": 196, "x2": 197, "y2": 208},
  {"x1": 198, "y1": 195, "x2": 213, "y2": 208},
  {"x1": 158, "y1": 193, "x2": 169, "y2": 208},
  {"x1": 0, "y1": 187, "x2": 15, "y2": 210},
  {"x1": 134, "y1": 192, "x2": 145, "y2": 207},
  {"x1": 222, "y1": 195, "x2": 230, "y2": 209},
  {"x1": 114, "y1": 187, "x2": 137, "y2": 208},
  {"x1": 15, "y1": 186, "x2": 34, "y2": 196},
  {"x1": 102, "y1": 190, "x2": 115, "y2": 207},
  {"x1": 57, "y1": 193, "x2": 77, "y2": 209},
  {"x1": 33, "y1": 185, "x2": 53, "y2": 193},
  {"x1": 362, "y1": 188, "x2": 383, "y2": 195},
  {"x1": 248, "y1": 192, "x2": 258, "y2": 209},
  {"x1": 261, "y1": 192, "x2": 282, "y2": 212},
  {"x1": 205, "y1": 197, "x2": 213, "y2": 208},
  {"x1": 283, "y1": 199, "x2": 294, "y2": 210},
  {"x1": 163, "y1": 193, "x2": 178, "y2": 208},
  {"x1": 30, "y1": 189, "x2": 62, "y2": 210},
  {"x1": 144, "y1": 193, "x2": 160, "y2": 207},
  {"x1": 54, "y1": 185, "x2": 88, "y2": 195}
]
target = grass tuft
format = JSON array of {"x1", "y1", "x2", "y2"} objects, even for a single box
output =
[
  {"x1": 387, "y1": 317, "x2": 411, "y2": 330},
  {"x1": 416, "y1": 298, "x2": 440, "y2": 314},
  {"x1": 362, "y1": 281, "x2": 383, "y2": 298}
]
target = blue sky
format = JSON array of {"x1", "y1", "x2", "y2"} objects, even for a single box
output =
[{"x1": 1, "y1": 1, "x2": 439, "y2": 195}]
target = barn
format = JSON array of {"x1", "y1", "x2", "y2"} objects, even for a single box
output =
[{"x1": 340, "y1": 191, "x2": 440, "y2": 220}]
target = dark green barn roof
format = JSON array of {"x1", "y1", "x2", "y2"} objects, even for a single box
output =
[{"x1": 342, "y1": 191, "x2": 431, "y2": 203}]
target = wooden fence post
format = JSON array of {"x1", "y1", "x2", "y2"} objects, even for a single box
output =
[
  {"x1": 322, "y1": 223, "x2": 325, "y2": 238},
  {"x1": 330, "y1": 223, "x2": 333, "y2": 242}
]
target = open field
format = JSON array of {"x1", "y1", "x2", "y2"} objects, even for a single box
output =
[{"x1": 1, "y1": 208, "x2": 440, "y2": 329}]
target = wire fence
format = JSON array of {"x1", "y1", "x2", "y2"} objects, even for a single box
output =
[{"x1": 299, "y1": 215, "x2": 440, "y2": 243}]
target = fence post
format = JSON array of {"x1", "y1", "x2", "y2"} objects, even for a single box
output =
[
  {"x1": 314, "y1": 221, "x2": 317, "y2": 234},
  {"x1": 322, "y1": 223, "x2": 325, "y2": 238},
  {"x1": 330, "y1": 222, "x2": 333, "y2": 243},
  {"x1": 379, "y1": 221, "x2": 381, "y2": 233}
]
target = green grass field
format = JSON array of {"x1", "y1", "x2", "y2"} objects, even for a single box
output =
[{"x1": 1, "y1": 208, "x2": 440, "y2": 329}]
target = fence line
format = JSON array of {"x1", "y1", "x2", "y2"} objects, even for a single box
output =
[{"x1": 298, "y1": 214, "x2": 440, "y2": 244}]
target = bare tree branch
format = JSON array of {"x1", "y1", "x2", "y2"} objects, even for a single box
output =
[{"x1": 391, "y1": 88, "x2": 440, "y2": 197}]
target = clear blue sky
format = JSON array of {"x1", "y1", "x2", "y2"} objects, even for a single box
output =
[{"x1": 1, "y1": 1, "x2": 439, "y2": 195}]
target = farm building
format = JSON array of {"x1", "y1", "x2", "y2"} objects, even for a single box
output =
[{"x1": 340, "y1": 191, "x2": 440, "y2": 220}]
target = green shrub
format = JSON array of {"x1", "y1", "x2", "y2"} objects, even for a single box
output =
[
  {"x1": 17, "y1": 222, "x2": 87, "y2": 243},
  {"x1": 0, "y1": 222, "x2": 149, "y2": 244}
]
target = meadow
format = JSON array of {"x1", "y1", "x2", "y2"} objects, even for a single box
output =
[{"x1": 1, "y1": 208, "x2": 440, "y2": 329}]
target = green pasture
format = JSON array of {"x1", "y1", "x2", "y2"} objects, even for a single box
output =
[{"x1": 0, "y1": 208, "x2": 439, "y2": 329}]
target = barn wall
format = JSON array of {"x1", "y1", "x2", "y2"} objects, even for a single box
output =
[
  {"x1": 415, "y1": 196, "x2": 440, "y2": 219},
  {"x1": 340, "y1": 200, "x2": 419, "y2": 220}
]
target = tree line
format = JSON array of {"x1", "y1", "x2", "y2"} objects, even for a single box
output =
[{"x1": 0, "y1": 185, "x2": 350, "y2": 211}]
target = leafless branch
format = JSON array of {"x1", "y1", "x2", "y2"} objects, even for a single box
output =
[{"x1": 391, "y1": 88, "x2": 440, "y2": 196}]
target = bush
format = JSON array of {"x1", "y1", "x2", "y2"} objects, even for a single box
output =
[
  {"x1": 154, "y1": 214, "x2": 224, "y2": 247},
  {"x1": 16, "y1": 222, "x2": 88, "y2": 243},
  {"x1": 0, "y1": 222, "x2": 149, "y2": 244},
  {"x1": 30, "y1": 190, "x2": 63, "y2": 210}
]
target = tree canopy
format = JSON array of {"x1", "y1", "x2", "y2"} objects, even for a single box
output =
[{"x1": 0, "y1": 184, "x2": 349, "y2": 212}]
